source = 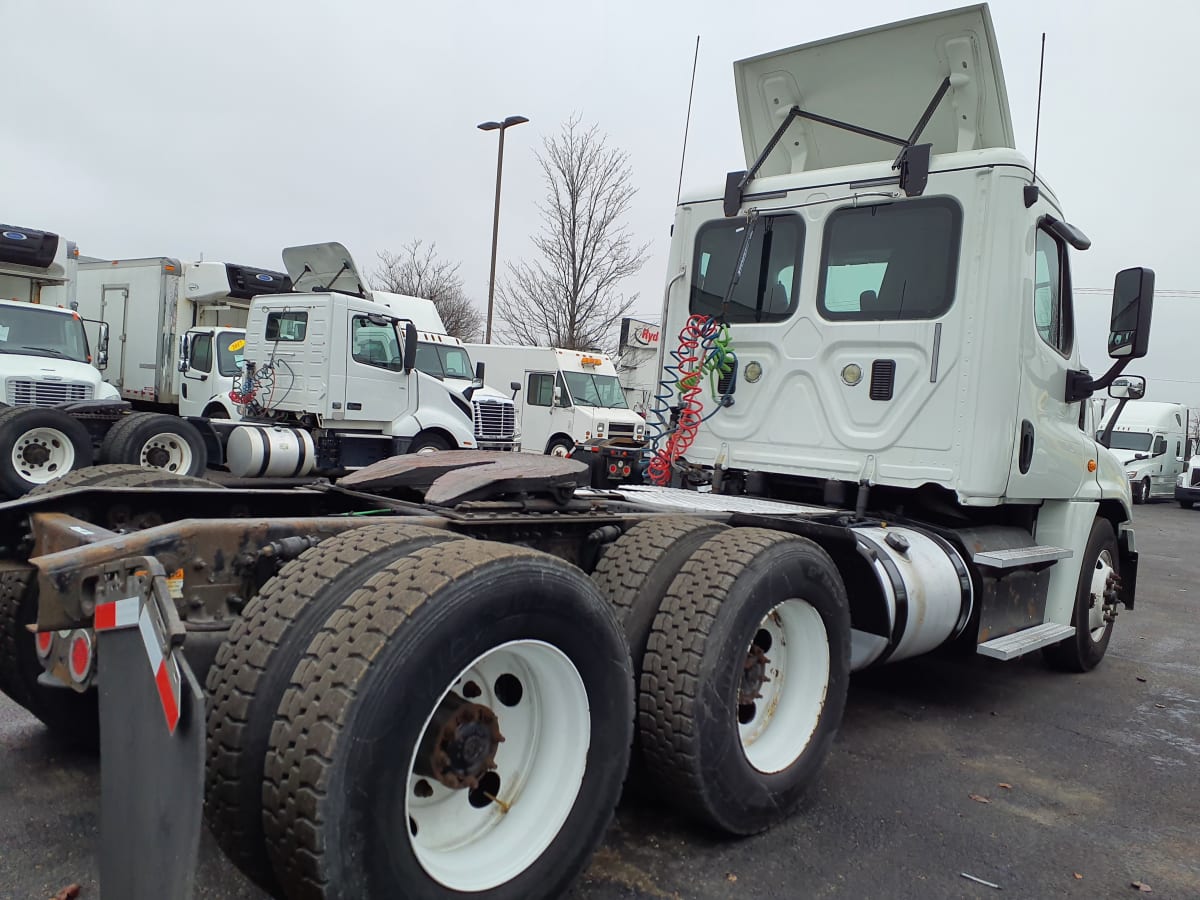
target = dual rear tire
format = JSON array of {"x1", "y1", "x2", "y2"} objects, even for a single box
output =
[
  {"x1": 593, "y1": 518, "x2": 852, "y2": 834},
  {"x1": 205, "y1": 531, "x2": 634, "y2": 900}
]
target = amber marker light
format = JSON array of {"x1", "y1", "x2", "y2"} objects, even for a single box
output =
[{"x1": 1087, "y1": 459, "x2": 1097, "y2": 472}]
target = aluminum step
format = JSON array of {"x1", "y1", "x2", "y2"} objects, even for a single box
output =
[
  {"x1": 977, "y1": 622, "x2": 1075, "y2": 660},
  {"x1": 972, "y1": 545, "x2": 1072, "y2": 570}
]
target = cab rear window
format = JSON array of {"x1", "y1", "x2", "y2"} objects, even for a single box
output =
[{"x1": 818, "y1": 198, "x2": 961, "y2": 321}]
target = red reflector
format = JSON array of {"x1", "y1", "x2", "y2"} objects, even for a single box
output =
[
  {"x1": 608, "y1": 464, "x2": 618, "y2": 473},
  {"x1": 68, "y1": 632, "x2": 93, "y2": 683},
  {"x1": 35, "y1": 631, "x2": 53, "y2": 658}
]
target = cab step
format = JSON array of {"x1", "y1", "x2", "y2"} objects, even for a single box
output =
[
  {"x1": 972, "y1": 545, "x2": 1072, "y2": 571},
  {"x1": 977, "y1": 622, "x2": 1075, "y2": 660}
]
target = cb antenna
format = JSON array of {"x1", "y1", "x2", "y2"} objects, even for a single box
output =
[
  {"x1": 1024, "y1": 32, "x2": 1046, "y2": 208},
  {"x1": 675, "y1": 35, "x2": 701, "y2": 206}
]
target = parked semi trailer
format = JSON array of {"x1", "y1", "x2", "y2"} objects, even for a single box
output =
[{"x1": 0, "y1": 6, "x2": 1158, "y2": 899}]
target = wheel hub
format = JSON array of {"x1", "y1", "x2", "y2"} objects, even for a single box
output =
[
  {"x1": 418, "y1": 693, "x2": 504, "y2": 790},
  {"x1": 144, "y1": 446, "x2": 170, "y2": 468},
  {"x1": 21, "y1": 442, "x2": 51, "y2": 466},
  {"x1": 739, "y1": 643, "x2": 771, "y2": 705}
]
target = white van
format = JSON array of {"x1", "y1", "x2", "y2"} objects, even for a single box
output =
[
  {"x1": 1098, "y1": 400, "x2": 1188, "y2": 503},
  {"x1": 464, "y1": 344, "x2": 647, "y2": 484}
]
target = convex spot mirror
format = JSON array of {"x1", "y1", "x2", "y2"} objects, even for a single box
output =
[
  {"x1": 1108, "y1": 268, "x2": 1155, "y2": 359},
  {"x1": 1109, "y1": 375, "x2": 1146, "y2": 400}
]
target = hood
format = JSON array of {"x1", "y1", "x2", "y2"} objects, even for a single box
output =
[
  {"x1": 1110, "y1": 448, "x2": 1150, "y2": 467},
  {"x1": 281, "y1": 242, "x2": 368, "y2": 296},
  {"x1": 734, "y1": 4, "x2": 1014, "y2": 177},
  {"x1": 0, "y1": 353, "x2": 103, "y2": 385}
]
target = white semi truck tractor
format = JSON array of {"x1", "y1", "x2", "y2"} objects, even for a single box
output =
[{"x1": 0, "y1": 7, "x2": 1161, "y2": 900}]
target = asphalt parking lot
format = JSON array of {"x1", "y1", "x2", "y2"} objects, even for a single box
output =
[{"x1": 1, "y1": 501, "x2": 1197, "y2": 900}]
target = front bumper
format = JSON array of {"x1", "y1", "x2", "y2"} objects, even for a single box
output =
[
  {"x1": 1174, "y1": 484, "x2": 1200, "y2": 503},
  {"x1": 476, "y1": 439, "x2": 521, "y2": 452}
]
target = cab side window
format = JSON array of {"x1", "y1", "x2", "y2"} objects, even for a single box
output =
[
  {"x1": 528, "y1": 373, "x2": 554, "y2": 407},
  {"x1": 1034, "y1": 228, "x2": 1074, "y2": 356},
  {"x1": 1153, "y1": 435, "x2": 1167, "y2": 456},
  {"x1": 190, "y1": 334, "x2": 213, "y2": 373}
]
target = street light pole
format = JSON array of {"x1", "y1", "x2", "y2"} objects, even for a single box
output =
[{"x1": 478, "y1": 114, "x2": 528, "y2": 344}]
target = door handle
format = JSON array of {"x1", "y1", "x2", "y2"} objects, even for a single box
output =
[{"x1": 1019, "y1": 420, "x2": 1035, "y2": 474}]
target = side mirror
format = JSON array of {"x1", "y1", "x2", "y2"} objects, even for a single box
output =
[
  {"x1": 177, "y1": 334, "x2": 189, "y2": 372},
  {"x1": 510, "y1": 381, "x2": 521, "y2": 393},
  {"x1": 402, "y1": 322, "x2": 418, "y2": 373},
  {"x1": 474, "y1": 361, "x2": 486, "y2": 383},
  {"x1": 1109, "y1": 375, "x2": 1146, "y2": 400},
  {"x1": 553, "y1": 385, "x2": 562, "y2": 403},
  {"x1": 1108, "y1": 267, "x2": 1155, "y2": 359},
  {"x1": 96, "y1": 322, "x2": 110, "y2": 371}
]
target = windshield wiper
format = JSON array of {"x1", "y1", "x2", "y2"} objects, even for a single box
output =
[{"x1": 13, "y1": 345, "x2": 72, "y2": 359}]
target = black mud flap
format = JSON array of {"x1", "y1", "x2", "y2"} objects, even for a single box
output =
[{"x1": 98, "y1": 617, "x2": 205, "y2": 899}]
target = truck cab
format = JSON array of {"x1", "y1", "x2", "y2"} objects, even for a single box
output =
[
  {"x1": 1, "y1": 223, "x2": 117, "y2": 408},
  {"x1": 651, "y1": 4, "x2": 1154, "y2": 653},
  {"x1": 177, "y1": 325, "x2": 246, "y2": 419},
  {"x1": 1099, "y1": 398, "x2": 1188, "y2": 503}
]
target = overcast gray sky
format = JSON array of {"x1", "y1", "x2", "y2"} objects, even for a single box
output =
[{"x1": 4, "y1": 0, "x2": 1197, "y2": 404}]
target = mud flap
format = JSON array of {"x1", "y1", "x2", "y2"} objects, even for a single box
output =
[{"x1": 97, "y1": 607, "x2": 205, "y2": 899}]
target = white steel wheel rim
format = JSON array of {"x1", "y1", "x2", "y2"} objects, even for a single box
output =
[
  {"x1": 13, "y1": 426, "x2": 76, "y2": 484},
  {"x1": 406, "y1": 639, "x2": 590, "y2": 891},
  {"x1": 549, "y1": 443, "x2": 571, "y2": 458},
  {"x1": 415, "y1": 445, "x2": 441, "y2": 455},
  {"x1": 1087, "y1": 549, "x2": 1116, "y2": 641},
  {"x1": 138, "y1": 432, "x2": 193, "y2": 473},
  {"x1": 738, "y1": 598, "x2": 830, "y2": 774}
]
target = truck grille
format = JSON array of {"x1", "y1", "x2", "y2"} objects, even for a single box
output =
[
  {"x1": 608, "y1": 423, "x2": 636, "y2": 438},
  {"x1": 6, "y1": 380, "x2": 93, "y2": 407},
  {"x1": 472, "y1": 398, "x2": 517, "y2": 441}
]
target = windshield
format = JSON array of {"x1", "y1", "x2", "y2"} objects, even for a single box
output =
[
  {"x1": 216, "y1": 332, "x2": 245, "y2": 377},
  {"x1": 562, "y1": 371, "x2": 628, "y2": 408},
  {"x1": 415, "y1": 342, "x2": 474, "y2": 380},
  {"x1": 1103, "y1": 431, "x2": 1153, "y2": 452},
  {"x1": 0, "y1": 304, "x2": 90, "y2": 362}
]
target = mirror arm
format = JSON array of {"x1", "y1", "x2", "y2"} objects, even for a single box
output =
[
  {"x1": 1066, "y1": 357, "x2": 1133, "y2": 404},
  {"x1": 1098, "y1": 396, "x2": 1131, "y2": 449}
]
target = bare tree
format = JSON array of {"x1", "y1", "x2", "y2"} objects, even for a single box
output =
[
  {"x1": 372, "y1": 241, "x2": 483, "y2": 341},
  {"x1": 496, "y1": 117, "x2": 648, "y2": 351}
]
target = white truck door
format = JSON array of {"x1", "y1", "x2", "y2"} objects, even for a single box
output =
[
  {"x1": 179, "y1": 330, "x2": 215, "y2": 417},
  {"x1": 343, "y1": 313, "x2": 411, "y2": 423},
  {"x1": 1005, "y1": 222, "x2": 1091, "y2": 500},
  {"x1": 522, "y1": 371, "x2": 571, "y2": 453}
]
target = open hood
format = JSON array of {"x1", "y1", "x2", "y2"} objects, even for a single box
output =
[
  {"x1": 734, "y1": 4, "x2": 1015, "y2": 177},
  {"x1": 282, "y1": 242, "x2": 367, "y2": 296}
]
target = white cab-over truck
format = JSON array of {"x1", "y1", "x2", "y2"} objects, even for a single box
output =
[
  {"x1": 1097, "y1": 396, "x2": 1187, "y2": 503},
  {"x1": 213, "y1": 242, "x2": 519, "y2": 476},
  {"x1": 76, "y1": 256, "x2": 293, "y2": 419},
  {"x1": 466, "y1": 343, "x2": 647, "y2": 484},
  {"x1": 0, "y1": 7, "x2": 1165, "y2": 900}
]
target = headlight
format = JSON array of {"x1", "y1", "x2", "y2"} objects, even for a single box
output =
[
  {"x1": 1179, "y1": 474, "x2": 1187, "y2": 486},
  {"x1": 596, "y1": 422, "x2": 605, "y2": 435},
  {"x1": 1125, "y1": 470, "x2": 1137, "y2": 479}
]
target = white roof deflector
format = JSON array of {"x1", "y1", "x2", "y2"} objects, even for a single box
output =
[
  {"x1": 733, "y1": 4, "x2": 1015, "y2": 178},
  {"x1": 282, "y1": 242, "x2": 368, "y2": 296}
]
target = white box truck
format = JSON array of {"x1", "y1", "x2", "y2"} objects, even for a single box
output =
[
  {"x1": 76, "y1": 256, "x2": 292, "y2": 417},
  {"x1": 464, "y1": 343, "x2": 648, "y2": 483},
  {"x1": 1098, "y1": 396, "x2": 1188, "y2": 503}
]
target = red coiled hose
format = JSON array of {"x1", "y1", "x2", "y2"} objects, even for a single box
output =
[{"x1": 647, "y1": 315, "x2": 715, "y2": 485}]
